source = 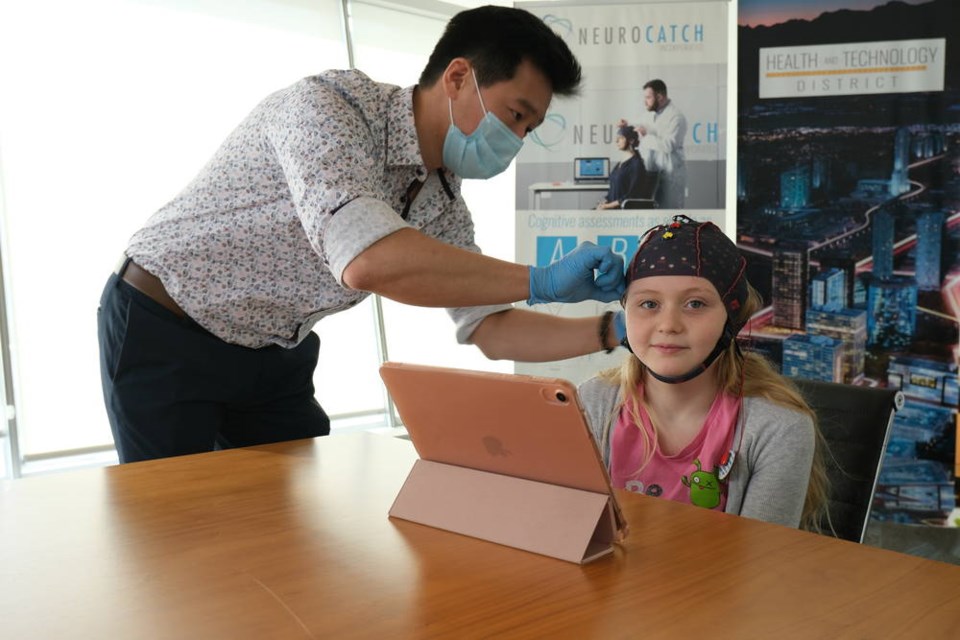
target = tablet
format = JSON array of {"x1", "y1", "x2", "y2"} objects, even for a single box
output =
[{"x1": 379, "y1": 362, "x2": 627, "y2": 541}]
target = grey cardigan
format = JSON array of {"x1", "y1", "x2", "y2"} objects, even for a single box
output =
[{"x1": 578, "y1": 376, "x2": 815, "y2": 528}]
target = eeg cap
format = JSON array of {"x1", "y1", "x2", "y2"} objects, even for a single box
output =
[{"x1": 626, "y1": 215, "x2": 748, "y2": 331}]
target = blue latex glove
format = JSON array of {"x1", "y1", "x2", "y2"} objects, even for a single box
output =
[{"x1": 528, "y1": 242, "x2": 625, "y2": 305}]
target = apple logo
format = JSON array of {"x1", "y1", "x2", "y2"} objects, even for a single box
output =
[{"x1": 481, "y1": 436, "x2": 510, "y2": 457}]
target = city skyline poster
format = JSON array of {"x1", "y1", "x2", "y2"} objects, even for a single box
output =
[{"x1": 737, "y1": 0, "x2": 959, "y2": 526}]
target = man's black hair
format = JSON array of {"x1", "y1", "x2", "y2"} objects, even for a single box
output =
[
  {"x1": 419, "y1": 5, "x2": 581, "y2": 97},
  {"x1": 643, "y1": 79, "x2": 668, "y2": 96}
]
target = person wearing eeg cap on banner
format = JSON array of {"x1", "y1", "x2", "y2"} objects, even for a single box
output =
[
  {"x1": 595, "y1": 120, "x2": 648, "y2": 211},
  {"x1": 98, "y1": 5, "x2": 632, "y2": 463},
  {"x1": 578, "y1": 215, "x2": 830, "y2": 529}
]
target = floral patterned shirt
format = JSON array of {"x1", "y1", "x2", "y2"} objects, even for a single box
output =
[{"x1": 127, "y1": 70, "x2": 511, "y2": 348}]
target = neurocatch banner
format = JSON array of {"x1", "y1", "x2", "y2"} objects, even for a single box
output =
[{"x1": 760, "y1": 38, "x2": 946, "y2": 98}]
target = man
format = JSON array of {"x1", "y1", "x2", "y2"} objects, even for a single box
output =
[
  {"x1": 637, "y1": 79, "x2": 687, "y2": 209},
  {"x1": 98, "y1": 5, "x2": 627, "y2": 463}
]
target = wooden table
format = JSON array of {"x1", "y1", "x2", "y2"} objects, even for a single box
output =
[{"x1": 2, "y1": 433, "x2": 959, "y2": 639}]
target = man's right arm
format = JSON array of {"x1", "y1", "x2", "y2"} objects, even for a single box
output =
[
  {"x1": 342, "y1": 228, "x2": 625, "y2": 308},
  {"x1": 342, "y1": 228, "x2": 529, "y2": 307}
]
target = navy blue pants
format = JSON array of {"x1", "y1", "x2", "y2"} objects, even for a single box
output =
[{"x1": 97, "y1": 270, "x2": 329, "y2": 463}]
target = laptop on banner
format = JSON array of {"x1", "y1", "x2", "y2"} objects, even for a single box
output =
[
  {"x1": 380, "y1": 362, "x2": 628, "y2": 562},
  {"x1": 573, "y1": 157, "x2": 610, "y2": 183}
]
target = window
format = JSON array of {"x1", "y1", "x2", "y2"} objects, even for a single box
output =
[
  {"x1": 0, "y1": 0, "x2": 346, "y2": 460},
  {"x1": 0, "y1": 0, "x2": 515, "y2": 473}
]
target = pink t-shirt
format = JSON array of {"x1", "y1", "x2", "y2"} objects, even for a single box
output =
[{"x1": 610, "y1": 387, "x2": 740, "y2": 511}]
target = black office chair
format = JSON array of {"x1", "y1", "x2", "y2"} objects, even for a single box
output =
[
  {"x1": 792, "y1": 378, "x2": 904, "y2": 543},
  {"x1": 620, "y1": 171, "x2": 660, "y2": 210}
]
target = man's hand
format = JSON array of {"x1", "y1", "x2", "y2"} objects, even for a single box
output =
[{"x1": 528, "y1": 242, "x2": 625, "y2": 305}]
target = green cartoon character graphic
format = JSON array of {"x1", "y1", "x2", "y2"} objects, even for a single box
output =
[{"x1": 681, "y1": 458, "x2": 722, "y2": 509}]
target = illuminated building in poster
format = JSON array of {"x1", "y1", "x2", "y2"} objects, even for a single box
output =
[
  {"x1": 810, "y1": 267, "x2": 846, "y2": 311},
  {"x1": 915, "y1": 209, "x2": 944, "y2": 291},
  {"x1": 811, "y1": 157, "x2": 830, "y2": 191},
  {"x1": 866, "y1": 276, "x2": 917, "y2": 349},
  {"x1": 805, "y1": 307, "x2": 867, "y2": 383},
  {"x1": 772, "y1": 243, "x2": 808, "y2": 330},
  {"x1": 871, "y1": 208, "x2": 894, "y2": 280},
  {"x1": 819, "y1": 255, "x2": 859, "y2": 308},
  {"x1": 741, "y1": 334, "x2": 785, "y2": 371},
  {"x1": 780, "y1": 165, "x2": 811, "y2": 210},
  {"x1": 737, "y1": 154, "x2": 748, "y2": 200},
  {"x1": 889, "y1": 127, "x2": 910, "y2": 196},
  {"x1": 782, "y1": 333, "x2": 844, "y2": 382},
  {"x1": 852, "y1": 274, "x2": 869, "y2": 308},
  {"x1": 888, "y1": 356, "x2": 959, "y2": 406},
  {"x1": 853, "y1": 179, "x2": 892, "y2": 200}
]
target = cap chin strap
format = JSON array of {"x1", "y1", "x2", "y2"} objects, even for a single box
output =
[{"x1": 642, "y1": 324, "x2": 737, "y2": 385}]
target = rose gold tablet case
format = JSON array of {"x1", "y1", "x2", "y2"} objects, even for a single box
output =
[{"x1": 380, "y1": 362, "x2": 628, "y2": 564}]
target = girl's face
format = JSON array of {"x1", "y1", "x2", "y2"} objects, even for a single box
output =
[
  {"x1": 622, "y1": 275, "x2": 728, "y2": 381},
  {"x1": 615, "y1": 134, "x2": 628, "y2": 151}
]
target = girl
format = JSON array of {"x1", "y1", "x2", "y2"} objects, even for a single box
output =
[
  {"x1": 596, "y1": 121, "x2": 649, "y2": 210},
  {"x1": 581, "y1": 215, "x2": 828, "y2": 529}
]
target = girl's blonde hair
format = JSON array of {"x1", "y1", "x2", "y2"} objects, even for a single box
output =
[{"x1": 602, "y1": 283, "x2": 830, "y2": 531}]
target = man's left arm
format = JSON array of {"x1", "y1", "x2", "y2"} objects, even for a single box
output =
[
  {"x1": 467, "y1": 308, "x2": 621, "y2": 362},
  {"x1": 429, "y1": 184, "x2": 624, "y2": 361}
]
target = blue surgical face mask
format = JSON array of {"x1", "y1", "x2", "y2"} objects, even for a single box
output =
[{"x1": 442, "y1": 70, "x2": 523, "y2": 179}]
